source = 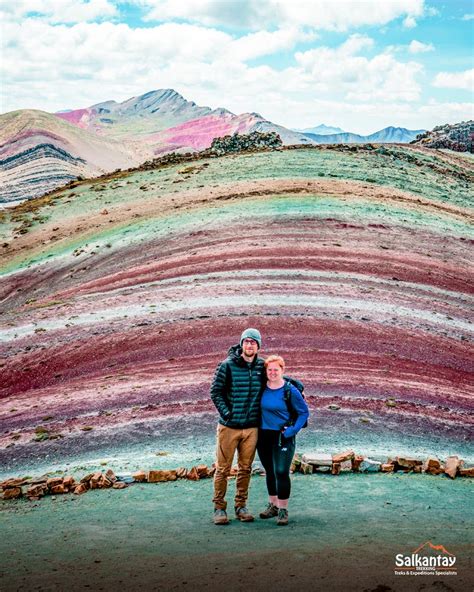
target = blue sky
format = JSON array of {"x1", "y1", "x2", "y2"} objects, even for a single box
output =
[{"x1": 1, "y1": 0, "x2": 473, "y2": 133}]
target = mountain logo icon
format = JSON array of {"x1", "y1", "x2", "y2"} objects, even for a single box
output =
[{"x1": 412, "y1": 541, "x2": 454, "y2": 556}]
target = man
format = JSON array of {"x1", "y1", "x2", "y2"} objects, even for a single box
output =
[{"x1": 210, "y1": 328, "x2": 264, "y2": 525}]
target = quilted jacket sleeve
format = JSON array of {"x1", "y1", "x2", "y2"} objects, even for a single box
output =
[{"x1": 210, "y1": 361, "x2": 231, "y2": 420}]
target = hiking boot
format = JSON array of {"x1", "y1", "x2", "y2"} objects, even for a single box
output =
[
  {"x1": 277, "y1": 508, "x2": 289, "y2": 526},
  {"x1": 213, "y1": 509, "x2": 229, "y2": 525},
  {"x1": 259, "y1": 503, "x2": 278, "y2": 519},
  {"x1": 235, "y1": 506, "x2": 255, "y2": 522}
]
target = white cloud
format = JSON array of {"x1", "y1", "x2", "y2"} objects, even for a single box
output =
[
  {"x1": 0, "y1": 0, "x2": 117, "y2": 23},
  {"x1": 462, "y1": 14, "x2": 474, "y2": 21},
  {"x1": 295, "y1": 35, "x2": 422, "y2": 102},
  {"x1": 403, "y1": 15, "x2": 417, "y2": 28},
  {"x1": 408, "y1": 40, "x2": 434, "y2": 53},
  {"x1": 433, "y1": 69, "x2": 474, "y2": 91},
  {"x1": 140, "y1": 0, "x2": 425, "y2": 31},
  {"x1": 224, "y1": 28, "x2": 317, "y2": 62}
]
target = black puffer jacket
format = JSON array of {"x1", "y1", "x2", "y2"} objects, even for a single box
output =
[{"x1": 210, "y1": 344, "x2": 265, "y2": 428}]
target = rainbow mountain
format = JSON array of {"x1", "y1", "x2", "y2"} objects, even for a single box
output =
[{"x1": 0, "y1": 90, "x2": 311, "y2": 204}]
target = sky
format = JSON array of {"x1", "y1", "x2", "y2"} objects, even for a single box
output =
[{"x1": 1, "y1": 0, "x2": 473, "y2": 134}]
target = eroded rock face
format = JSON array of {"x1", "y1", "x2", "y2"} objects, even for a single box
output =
[
  {"x1": 0, "y1": 146, "x2": 472, "y2": 470},
  {"x1": 412, "y1": 121, "x2": 473, "y2": 153}
]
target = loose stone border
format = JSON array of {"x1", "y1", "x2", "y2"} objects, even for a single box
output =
[{"x1": 1, "y1": 450, "x2": 472, "y2": 502}]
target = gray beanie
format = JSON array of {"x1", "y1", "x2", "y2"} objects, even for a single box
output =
[{"x1": 240, "y1": 328, "x2": 262, "y2": 349}]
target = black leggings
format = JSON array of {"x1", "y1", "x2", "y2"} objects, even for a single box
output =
[{"x1": 257, "y1": 429, "x2": 296, "y2": 500}]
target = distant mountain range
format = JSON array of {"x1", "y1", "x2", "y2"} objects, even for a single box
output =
[
  {"x1": 295, "y1": 124, "x2": 346, "y2": 135},
  {"x1": 0, "y1": 88, "x2": 429, "y2": 204},
  {"x1": 304, "y1": 126, "x2": 425, "y2": 144}
]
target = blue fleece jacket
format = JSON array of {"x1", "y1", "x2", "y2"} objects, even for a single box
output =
[{"x1": 260, "y1": 383, "x2": 309, "y2": 438}]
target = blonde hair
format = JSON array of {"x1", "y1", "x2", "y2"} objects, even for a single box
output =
[{"x1": 264, "y1": 355, "x2": 285, "y2": 370}]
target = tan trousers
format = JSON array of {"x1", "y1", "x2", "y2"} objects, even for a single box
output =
[{"x1": 212, "y1": 424, "x2": 258, "y2": 510}]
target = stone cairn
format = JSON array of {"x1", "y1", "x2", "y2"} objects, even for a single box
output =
[
  {"x1": 208, "y1": 131, "x2": 282, "y2": 156},
  {"x1": 1, "y1": 451, "x2": 472, "y2": 502}
]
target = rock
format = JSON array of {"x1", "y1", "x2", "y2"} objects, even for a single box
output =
[
  {"x1": 395, "y1": 457, "x2": 422, "y2": 470},
  {"x1": 302, "y1": 453, "x2": 332, "y2": 466},
  {"x1": 186, "y1": 467, "x2": 200, "y2": 481},
  {"x1": 196, "y1": 465, "x2": 210, "y2": 479},
  {"x1": 175, "y1": 467, "x2": 188, "y2": 479},
  {"x1": 132, "y1": 470, "x2": 147, "y2": 482},
  {"x1": 63, "y1": 476, "x2": 75, "y2": 489},
  {"x1": 331, "y1": 463, "x2": 341, "y2": 475},
  {"x1": 148, "y1": 470, "x2": 178, "y2": 483},
  {"x1": 459, "y1": 467, "x2": 474, "y2": 477},
  {"x1": 112, "y1": 482, "x2": 128, "y2": 489},
  {"x1": 413, "y1": 465, "x2": 422, "y2": 473},
  {"x1": 300, "y1": 462, "x2": 313, "y2": 475},
  {"x1": 381, "y1": 463, "x2": 395, "y2": 473},
  {"x1": 351, "y1": 455, "x2": 365, "y2": 472},
  {"x1": 73, "y1": 483, "x2": 88, "y2": 495},
  {"x1": 328, "y1": 404, "x2": 340, "y2": 411},
  {"x1": 89, "y1": 472, "x2": 103, "y2": 489},
  {"x1": 332, "y1": 450, "x2": 355, "y2": 463},
  {"x1": 50, "y1": 484, "x2": 67, "y2": 494},
  {"x1": 46, "y1": 477, "x2": 64, "y2": 489},
  {"x1": 360, "y1": 459, "x2": 381, "y2": 472},
  {"x1": 105, "y1": 469, "x2": 117, "y2": 483},
  {"x1": 207, "y1": 464, "x2": 216, "y2": 477},
  {"x1": 2, "y1": 487, "x2": 22, "y2": 499},
  {"x1": 115, "y1": 475, "x2": 135, "y2": 484},
  {"x1": 313, "y1": 466, "x2": 331, "y2": 473},
  {"x1": 340, "y1": 459, "x2": 352, "y2": 472},
  {"x1": 1, "y1": 477, "x2": 28, "y2": 488},
  {"x1": 80, "y1": 473, "x2": 94, "y2": 484},
  {"x1": 423, "y1": 457, "x2": 445, "y2": 475},
  {"x1": 445, "y1": 456, "x2": 461, "y2": 479},
  {"x1": 101, "y1": 476, "x2": 113, "y2": 488},
  {"x1": 30, "y1": 477, "x2": 48, "y2": 486},
  {"x1": 26, "y1": 484, "x2": 47, "y2": 498},
  {"x1": 290, "y1": 454, "x2": 302, "y2": 473}
]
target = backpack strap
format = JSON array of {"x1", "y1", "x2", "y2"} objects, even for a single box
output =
[{"x1": 283, "y1": 381, "x2": 296, "y2": 425}]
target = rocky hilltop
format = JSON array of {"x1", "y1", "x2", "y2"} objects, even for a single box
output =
[{"x1": 411, "y1": 120, "x2": 473, "y2": 152}]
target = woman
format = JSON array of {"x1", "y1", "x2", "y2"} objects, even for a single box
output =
[{"x1": 257, "y1": 355, "x2": 309, "y2": 525}]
